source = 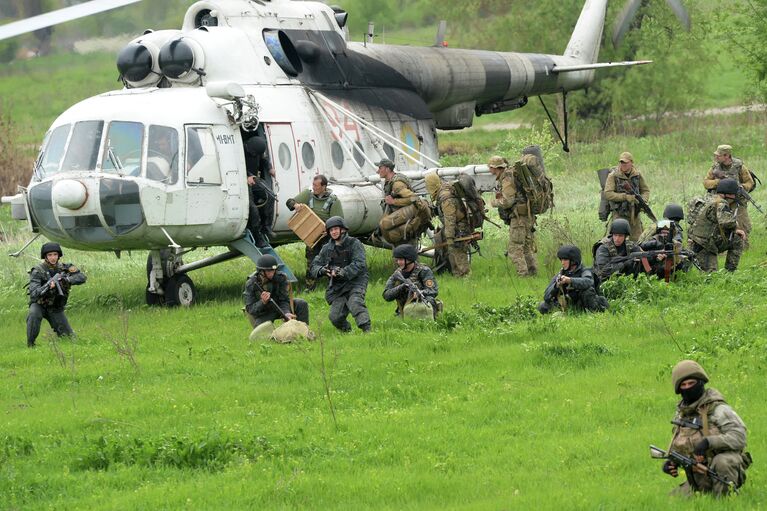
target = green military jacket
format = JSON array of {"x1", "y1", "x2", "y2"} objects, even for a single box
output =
[
  {"x1": 688, "y1": 197, "x2": 739, "y2": 252},
  {"x1": 671, "y1": 388, "x2": 747, "y2": 459},
  {"x1": 289, "y1": 188, "x2": 343, "y2": 222},
  {"x1": 384, "y1": 173, "x2": 416, "y2": 212}
]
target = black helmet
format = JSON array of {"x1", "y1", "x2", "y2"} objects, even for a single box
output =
[
  {"x1": 244, "y1": 136, "x2": 267, "y2": 156},
  {"x1": 256, "y1": 254, "x2": 279, "y2": 270},
  {"x1": 556, "y1": 245, "x2": 581, "y2": 266},
  {"x1": 41, "y1": 242, "x2": 63, "y2": 259},
  {"x1": 325, "y1": 216, "x2": 348, "y2": 231},
  {"x1": 609, "y1": 219, "x2": 631, "y2": 235},
  {"x1": 663, "y1": 203, "x2": 684, "y2": 221},
  {"x1": 392, "y1": 244, "x2": 418, "y2": 262},
  {"x1": 716, "y1": 178, "x2": 739, "y2": 195}
]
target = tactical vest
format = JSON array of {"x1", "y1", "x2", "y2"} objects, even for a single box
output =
[
  {"x1": 711, "y1": 158, "x2": 744, "y2": 183},
  {"x1": 384, "y1": 173, "x2": 412, "y2": 198},
  {"x1": 329, "y1": 239, "x2": 353, "y2": 268},
  {"x1": 593, "y1": 237, "x2": 636, "y2": 259},
  {"x1": 670, "y1": 402, "x2": 723, "y2": 458},
  {"x1": 688, "y1": 198, "x2": 733, "y2": 249},
  {"x1": 308, "y1": 191, "x2": 338, "y2": 219},
  {"x1": 609, "y1": 172, "x2": 641, "y2": 216}
]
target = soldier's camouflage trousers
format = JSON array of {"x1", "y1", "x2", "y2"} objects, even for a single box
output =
[
  {"x1": 690, "y1": 236, "x2": 744, "y2": 272},
  {"x1": 434, "y1": 229, "x2": 470, "y2": 277},
  {"x1": 670, "y1": 451, "x2": 747, "y2": 497},
  {"x1": 329, "y1": 289, "x2": 371, "y2": 332},
  {"x1": 27, "y1": 303, "x2": 74, "y2": 347},
  {"x1": 507, "y1": 215, "x2": 537, "y2": 276}
]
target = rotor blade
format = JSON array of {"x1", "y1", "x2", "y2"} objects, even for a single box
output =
[
  {"x1": 611, "y1": 0, "x2": 643, "y2": 48},
  {"x1": 665, "y1": 0, "x2": 691, "y2": 31},
  {"x1": 0, "y1": 0, "x2": 142, "y2": 42},
  {"x1": 551, "y1": 60, "x2": 652, "y2": 73}
]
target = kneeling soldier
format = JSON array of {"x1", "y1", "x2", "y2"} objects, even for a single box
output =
[
  {"x1": 383, "y1": 244, "x2": 439, "y2": 319},
  {"x1": 27, "y1": 242, "x2": 87, "y2": 348},
  {"x1": 244, "y1": 254, "x2": 309, "y2": 327},
  {"x1": 310, "y1": 216, "x2": 371, "y2": 332},
  {"x1": 593, "y1": 218, "x2": 643, "y2": 281},
  {"x1": 538, "y1": 245, "x2": 607, "y2": 314}
]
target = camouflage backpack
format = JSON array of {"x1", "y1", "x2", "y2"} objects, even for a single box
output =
[
  {"x1": 451, "y1": 174, "x2": 486, "y2": 230},
  {"x1": 686, "y1": 195, "x2": 710, "y2": 231},
  {"x1": 514, "y1": 157, "x2": 554, "y2": 215}
]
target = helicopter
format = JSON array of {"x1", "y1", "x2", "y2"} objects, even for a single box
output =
[{"x1": 1, "y1": 0, "x2": 658, "y2": 307}]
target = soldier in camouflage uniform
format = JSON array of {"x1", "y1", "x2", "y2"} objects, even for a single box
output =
[
  {"x1": 376, "y1": 158, "x2": 420, "y2": 245},
  {"x1": 703, "y1": 144, "x2": 754, "y2": 245},
  {"x1": 662, "y1": 360, "x2": 751, "y2": 496},
  {"x1": 423, "y1": 172, "x2": 471, "y2": 277},
  {"x1": 603, "y1": 151, "x2": 650, "y2": 241},
  {"x1": 243, "y1": 254, "x2": 309, "y2": 327},
  {"x1": 383, "y1": 244, "x2": 439, "y2": 317},
  {"x1": 286, "y1": 174, "x2": 344, "y2": 290},
  {"x1": 688, "y1": 178, "x2": 746, "y2": 272},
  {"x1": 538, "y1": 245, "x2": 608, "y2": 314},
  {"x1": 310, "y1": 216, "x2": 371, "y2": 332},
  {"x1": 593, "y1": 219, "x2": 643, "y2": 281},
  {"x1": 488, "y1": 155, "x2": 538, "y2": 276},
  {"x1": 26, "y1": 242, "x2": 87, "y2": 348}
]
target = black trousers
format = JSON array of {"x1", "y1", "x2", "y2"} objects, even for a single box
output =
[{"x1": 27, "y1": 303, "x2": 74, "y2": 346}]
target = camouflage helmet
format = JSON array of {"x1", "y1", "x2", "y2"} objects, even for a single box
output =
[
  {"x1": 423, "y1": 172, "x2": 441, "y2": 197},
  {"x1": 375, "y1": 158, "x2": 395, "y2": 170},
  {"x1": 663, "y1": 203, "x2": 684, "y2": 221},
  {"x1": 716, "y1": 178, "x2": 739, "y2": 195},
  {"x1": 672, "y1": 360, "x2": 709, "y2": 394},
  {"x1": 487, "y1": 155, "x2": 508, "y2": 169},
  {"x1": 41, "y1": 242, "x2": 63, "y2": 259},
  {"x1": 556, "y1": 245, "x2": 581, "y2": 266},
  {"x1": 256, "y1": 254, "x2": 279, "y2": 270},
  {"x1": 609, "y1": 218, "x2": 631, "y2": 235},
  {"x1": 392, "y1": 244, "x2": 418, "y2": 262},
  {"x1": 325, "y1": 215, "x2": 348, "y2": 231}
]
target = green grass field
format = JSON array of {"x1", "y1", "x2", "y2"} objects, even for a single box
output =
[{"x1": 2, "y1": 110, "x2": 767, "y2": 509}]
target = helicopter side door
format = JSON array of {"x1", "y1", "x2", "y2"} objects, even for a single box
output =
[
  {"x1": 264, "y1": 123, "x2": 302, "y2": 231},
  {"x1": 183, "y1": 124, "x2": 225, "y2": 225}
]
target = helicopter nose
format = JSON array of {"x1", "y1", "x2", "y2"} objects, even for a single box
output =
[{"x1": 52, "y1": 179, "x2": 88, "y2": 210}]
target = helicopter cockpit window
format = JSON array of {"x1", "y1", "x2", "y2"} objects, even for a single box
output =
[
  {"x1": 37, "y1": 124, "x2": 71, "y2": 178},
  {"x1": 147, "y1": 125, "x2": 179, "y2": 184},
  {"x1": 102, "y1": 121, "x2": 143, "y2": 176},
  {"x1": 61, "y1": 120, "x2": 104, "y2": 172},
  {"x1": 185, "y1": 126, "x2": 221, "y2": 185}
]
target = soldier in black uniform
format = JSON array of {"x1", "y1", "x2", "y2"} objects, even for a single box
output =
[
  {"x1": 244, "y1": 136, "x2": 275, "y2": 247},
  {"x1": 309, "y1": 216, "x2": 371, "y2": 332},
  {"x1": 244, "y1": 254, "x2": 309, "y2": 327},
  {"x1": 26, "y1": 242, "x2": 87, "y2": 347},
  {"x1": 593, "y1": 218, "x2": 643, "y2": 281},
  {"x1": 538, "y1": 245, "x2": 608, "y2": 314},
  {"x1": 383, "y1": 244, "x2": 439, "y2": 317}
]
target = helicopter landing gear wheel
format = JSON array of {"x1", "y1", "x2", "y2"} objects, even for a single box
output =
[{"x1": 163, "y1": 274, "x2": 196, "y2": 307}]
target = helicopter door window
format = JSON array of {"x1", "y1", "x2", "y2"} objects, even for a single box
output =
[
  {"x1": 277, "y1": 142, "x2": 292, "y2": 170},
  {"x1": 301, "y1": 141, "x2": 315, "y2": 170},
  {"x1": 101, "y1": 121, "x2": 144, "y2": 177},
  {"x1": 185, "y1": 126, "x2": 221, "y2": 185},
  {"x1": 37, "y1": 124, "x2": 71, "y2": 178},
  {"x1": 147, "y1": 125, "x2": 179, "y2": 184},
  {"x1": 330, "y1": 141, "x2": 344, "y2": 169},
  {"x1": 61, "y1": 120, "x2": 104, "y2": 172}
]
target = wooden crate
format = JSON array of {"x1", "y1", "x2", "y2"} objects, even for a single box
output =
[{"x1": 287, "y1": 206, "x2": 327, "y2": 248}]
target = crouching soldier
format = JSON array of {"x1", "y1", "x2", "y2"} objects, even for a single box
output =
[
  {"x1": 538, "y1": 245, "x2": 608, "y2": 314},
  {"x1": 661, "y1": 360, "x2": 751, "y2": 496},
  {"x1": 244, "y1": 254, "x2": 309, "y2": 327},
  {"x1": 26, "y1": 242, "x2": 87, "y2": 348},
  {"x1": 593, "y1": 218, "x2": 643, "y2": 281},
  {"x1": 310, "y1": 216, "x2": 371, "y2": 332},
  {"x1": 383, "y1": 244, "x2": 439, "y2": 319}
]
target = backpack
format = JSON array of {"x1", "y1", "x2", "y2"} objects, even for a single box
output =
[
  {"x1": 686, "y1": 195, "x2": 710, "y2": 230},
  {"x1": 451, "y1": 174, "x2": 486, "y2": 230},
  {"x1": 514, "y1": 157, "x2": 554, "y2": 215}
]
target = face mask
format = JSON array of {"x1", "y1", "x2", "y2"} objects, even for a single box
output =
[{"x1": 680, "y1": 380, "x2": 705, "y2": 404}]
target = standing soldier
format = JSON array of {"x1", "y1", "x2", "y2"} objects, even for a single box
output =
[
  {"x1": 688, "y1": 178, "x2": 746, "y2": 272},
  {"x1": 310, "y1": 216, "x2": 371, "y2": 333},
  {"x1": 26, "y1": 242, "x2": 87, "y2": 348},
  {"x1": 423, "y1": 172, "x2": 471, "y2": 277},
  {"x1": 488, "y1": 155, "x2": 537, "y2": 276},
  {"x1": 603, "y1": 151, "x2": 651, "y2": 241},
  {"x1": 703, "y1": 144, "x2": 754, "y2": 245},
  {"x1": 538, "y1": 245, "x2": 608, "y2": 314},
  {"x1": 661, "y1": 360, "x2": 751, "y2": 496},
  {"x1": 243, "y1": 254, "x2": 309, "y2": 327},
  {"x1": 286, "y1": 174, "x2": 343, "y2": 290},
  {"x1": 383, "y1": 244, "x2": 439, "y2": 319},
  {"x1": 593, "y1": 218, "x2": 643, "y2": 281},
  {"x1": 244, "y1": 136, "x2": 276, "y2": 247}
]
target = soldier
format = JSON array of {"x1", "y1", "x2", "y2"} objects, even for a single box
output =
[
  {"x1": 286, "y1": 174, "x2": 344, "y2": 290},
  {"x1": 662, "y1": 360, "x2": 751, "y2": 496},
  {"x1": 703, "y1": 144, "x2": 755, "y2": 245},
  {"x1": 488, "y1": 155, "x2": 538, "y2": 276},
  {"x1": 603, "y1": 151, "x2": 650, "y2": 241},
  {"x1": 593, "y1": 218, "x2": 643, "y2": 281},
  {"x1": 309, "y1": 216, "x2": 371, "y2": 332},
  {"x1": 244, "y1": 136, "x2": 276, "y2": 248},
  {"x1": 423, "y1": 172, "x2": 471, "y2": 277},
  {"x1": 383, "y1": 244, "x2": 439, "y2": 318},
  {"x1": 26, "y1": 242, "x2": 87, "y2": 348},
  {"x1": 639, "y1": 220, "x2": 693, "y2": 278},
  {"x1": 538, "y1": 245, "x2": 608, "y2": 314},
  {"x1": 638, "y1": 203, "x2": 685, "y2": 245},
  {"x1": 376, "y1": 158, "x2": 421, "y2": 245},
  {"x1": 688, "y1": 178, "x2": 746, "y2": 272},
  {"x1": 243, "y1": 254, "x2": 309, "y2": 327}
]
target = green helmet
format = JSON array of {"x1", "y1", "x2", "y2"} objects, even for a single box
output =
[
  {"x1": 41, "y1": 242, "x2": 63, "y2": 258},
  {"x1": 716, "y1": 178, "x2": 739, "y2": 195},
  {"x1": 256, "y1": 254, "x2": 279, "y2": 270},
  {"x1": 325, "y1": 216, "x2": 348, "y2": 231},
  {"x1": 610, "y1": 219, "x2": 631, "y2": 235},
  {"x1": 663, "y1": 203, "x2": 684, "y2": 221},
  {"x1": 672, "y1": 360, "x2": 709, "y2": 394},
  {"x1": 375, "y1": 158, "x2": 395, "y2": 170},
  {"x1": 556, "y1": 245, "x2": 581, "y2": 266},
  {"x1": 392, "y1": 244, "x2": 418, "y2": 262}
]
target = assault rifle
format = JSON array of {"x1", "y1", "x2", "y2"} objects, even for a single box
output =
[
  {"x1": 737, "y1": 186, "x2": 764, "y2": 214},
  {"x1": 419, "y1": 231, "x2": 483, "y2": 254},
  {"x1": 42, "y1": 271, "x2": 68, "y2": 298},
  {"x1": 251, "y1": 277, "x2": 291, "y2": 321},
  {"x1": 392, "y1": 270, "x2": 426, "y2": 303},
  {"x1": 622, "y1": 181, "x2": 657, "y2": 222},
  {"x1": 320, "y1": 265, "x2": 343, "y2": 287},
  {"x1": 650, "y1": 445, "x2": 737, "y2": 494}
]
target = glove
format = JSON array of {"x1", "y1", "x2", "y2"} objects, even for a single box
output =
[
  {"x1": 662, "y1": 460, "x2": 678, "y2": 477},
  {"x1": 694, "y1": 438, "x2": 709, "y2": 457}
]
